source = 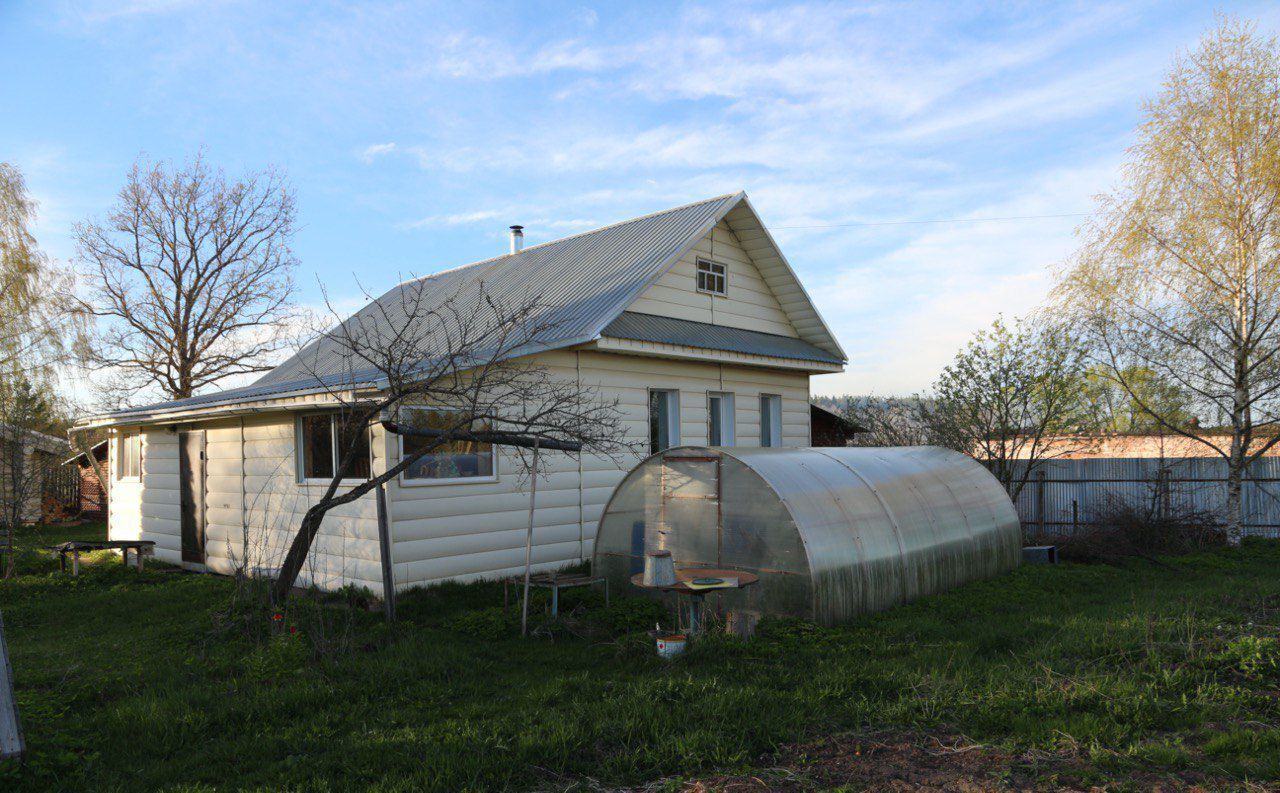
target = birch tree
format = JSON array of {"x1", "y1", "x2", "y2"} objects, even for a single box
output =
[
  {"x1": 75, "y1": 154, "x2": 299, "y2": 403},
  {"x1": 1056, "y1": 18, "x2": 1280, "y2": 543},
  {"x1": 0, "y1": 162, "x2": 73, "y2": 374}
]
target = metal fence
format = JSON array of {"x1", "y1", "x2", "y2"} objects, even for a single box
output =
[{"x1": 1003, "y1": 457, "x2": 1280, "y2": 539}]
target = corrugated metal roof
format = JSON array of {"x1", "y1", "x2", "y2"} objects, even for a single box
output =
[
  {"x1": 602, "y1": 311, "x2": 843, "y2": 364},
  {"x1": 90, "y1": 192, "x2": 846, "y2": 424}
]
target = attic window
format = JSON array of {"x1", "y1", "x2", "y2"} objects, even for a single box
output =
[{"x1": 696, "y1": 259, "x2": 727, "y2": 296}]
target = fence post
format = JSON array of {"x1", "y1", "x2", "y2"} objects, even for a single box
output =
[
  {"x1": 1157, "y1": 468, "x2": 1170, "y2": 520},
  {"x1": 1036, "y1": 469, "x2": 1046, "y2": 538}
]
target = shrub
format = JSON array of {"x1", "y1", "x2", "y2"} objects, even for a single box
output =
[{"x1": 1042, "y1": 494, "x2": 1226, "y2": 563}]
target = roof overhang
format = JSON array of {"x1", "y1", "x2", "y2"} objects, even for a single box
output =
[{"x1": 587, "y1": 336, "x2": 843, "y2": 373}]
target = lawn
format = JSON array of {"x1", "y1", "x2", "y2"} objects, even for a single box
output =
[{"x1": 1, "y1": 522, "x2": 1278, "y2": 792}]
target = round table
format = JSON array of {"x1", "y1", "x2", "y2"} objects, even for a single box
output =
[{"x1": 630, "y1": 568, "x2": 759, "y2": 634}]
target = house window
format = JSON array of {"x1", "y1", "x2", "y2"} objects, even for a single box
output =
[
  {"x1": 298, "y1": 413, "x2": 371, "y2": 482},
  {"x1": 400, "y1": 408, "x2": 496, "y2": 482},
  {"x1": 649, "y1": 389, "x2": 680, "y2": 453},
  {"x1": 118, "y1": 431, "x2": 141, "y2": 480},
  {"x1": 760, "y1": 394, "x2": 782, "y2": 447},
  {"x1": 708, "y1": 392, "x2": 735, "y2": 446},
  {"x1": 696, "y1": 259, "x2": 727, "y2": 296}
]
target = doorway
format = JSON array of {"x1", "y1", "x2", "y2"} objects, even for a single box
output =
[{"x1": 179, "y1": 431, "x2": 206, "y2": 564}]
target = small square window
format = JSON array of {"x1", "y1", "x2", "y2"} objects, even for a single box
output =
[
  {"x1": 401, "y1": 408, "x2": 496, "y2": 482},
  {"x1": 300, "y1": 414, "x2": 335, "y2": 480},
  {"x1": 298, "y1": 413, "x2": 371, "y2": 482},
  {"x1": 118, "y1": 431, "x2": 142, "y2": 479},
  {"x1": 696, "y1": 259, "x2": 727, "y2": 296},
  {"x1": 760, "y1": 394, "x2": 782, "y2": 447},
  {"x1": 708, "y1": 392, "x2": 735, "y2": 446},
  {"x1": 649, "y1": 389, "x2": 680, "y2": 453}
]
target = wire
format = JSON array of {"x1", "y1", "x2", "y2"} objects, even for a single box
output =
[{"x1": 773, "y1": 212, "x2": 1091, "y2": 229}]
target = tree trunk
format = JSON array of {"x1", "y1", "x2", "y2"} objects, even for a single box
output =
[
  {"x1": 1225, "y1": 450, "x2": 1245, "y2": 547},
  {"x1": 271, "y1": 506, "x2": 325, "y2": 602}
]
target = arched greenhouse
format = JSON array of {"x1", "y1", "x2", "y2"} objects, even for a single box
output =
[{"x1": 593, "y1": 446, "x2": 1022, "y2": 625}]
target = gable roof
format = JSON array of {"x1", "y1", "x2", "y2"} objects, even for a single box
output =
[{"x1": 86, "y1": 192, "x2": 844, "y2": 425}]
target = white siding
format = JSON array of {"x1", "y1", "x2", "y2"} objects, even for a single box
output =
[
  {"x1": 627, "y1": 221, "x2": 800, "y2": 338},
  {"x1": 387, "y1": 349, "x2": 811, "y2": 590},
  {"x1": 108, "y1": 428, "x2": 182, "y2": 565},
  {"x1": 199, "y1": 414, "x2": 384, "y2": 591},
  {"x1": 109, "y1": 354, "x2": 812, "y2": 594}
]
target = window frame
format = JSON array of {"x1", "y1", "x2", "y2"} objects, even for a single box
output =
[
  {"x1": 295, "y1": 412, "x2": 373, "y2": 485},
  {"x1": 648, "y1": 388, "x2": 681, "y2": 454},
  {"x1": 759, "y1": 394, "x2": 783, "y2": 448},
  {"x1": 695, "y1": 258, "x2": 728, "y2": 297},
  {"x1": 707, "y1": 391, "x2": 736, "y2": 447},
  {"x1": 396, "y1": 407, "x2": 499, "y2": 487},
  {"x1": 117, "y1": 430, "x2": 142, "y2": 481}
]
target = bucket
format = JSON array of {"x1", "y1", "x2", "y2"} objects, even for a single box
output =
[
  {"x1": 655, "y1": 634, "x2": 686, "y2": 659},
  {"x1": 643, "y1": 550, "x2": 676, "y2": 587}
]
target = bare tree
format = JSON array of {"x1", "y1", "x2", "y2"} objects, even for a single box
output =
[
  {"x1": 844, "y1": 396, "x2": 935, "y2": 447},
  {"x1": 75, "y1": 153, "x2": 298, "y2": 403},
  {"x1": 1056, "y1": 18, "x2": 1280, "y2": 543},
  {"x1": 269, "y1": 280, "x2": 634, "y2": 602},
  {"x1": 923, "y1": 317, "x2": 1094, "y2": 503}
]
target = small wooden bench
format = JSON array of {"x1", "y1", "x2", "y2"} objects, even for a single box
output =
[{"x1": 49, "y1": 540, "x2": 156, "y2": 575}]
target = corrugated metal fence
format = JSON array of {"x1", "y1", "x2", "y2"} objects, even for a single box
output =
[{"x1": 1004, "y1": 457, "x2": 1280, "y2": 539}]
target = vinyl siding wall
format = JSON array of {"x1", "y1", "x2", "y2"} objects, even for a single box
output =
[
  {"x1": 109, "y1": 353, "x2": 811, "y2": 592},
  {"x1": 627, "y1": 221, "x2": 800, "y2": 338},
  {"x1": 197, "y1": 414, "x2": 386, "y2": 591},
  {"x1": 386, "y1": 349, "x2": 811, "y2": 589},
  {"x1": 109, "y1": 428, "x2": 182, "y2": 565}
]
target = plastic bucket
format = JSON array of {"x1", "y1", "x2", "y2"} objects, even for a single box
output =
[{"x1": 655, "y1": 634, "x2": 687, "y2": 659}]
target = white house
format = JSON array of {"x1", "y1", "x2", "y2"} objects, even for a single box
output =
[{"x1": 80, "y1": 192, "x2": 846, "y2": 592}]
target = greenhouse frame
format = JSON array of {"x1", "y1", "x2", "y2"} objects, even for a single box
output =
[{"x1": 594, "y1": 445, "x2": 1022, "y2": 625}]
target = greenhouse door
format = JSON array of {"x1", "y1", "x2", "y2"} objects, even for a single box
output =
[{"x1": 659, "y1": 455, "x2": 722, "y2": 567}]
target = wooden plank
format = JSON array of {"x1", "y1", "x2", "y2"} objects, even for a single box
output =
[{"x1": 0, "y1": 610, "x2": 25, "y2": 760}]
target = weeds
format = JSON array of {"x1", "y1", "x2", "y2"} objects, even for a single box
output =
[{"x1": 2, "y1": 522, "x2": 1280, "y2": 791}]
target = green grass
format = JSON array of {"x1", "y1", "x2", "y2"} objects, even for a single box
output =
[{"x1": 2, "y1": 523, "x2": 1279, "y2": 791}]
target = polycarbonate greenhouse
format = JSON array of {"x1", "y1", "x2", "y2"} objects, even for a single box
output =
[{"x1": 594, "y1": 446, "x2": 1022, "y2": 625}]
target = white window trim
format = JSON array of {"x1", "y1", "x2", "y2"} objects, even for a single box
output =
[
  {"x1": 695, "y1": 258, "x2": 729, "y2": 297},
  {"x1": 117, "y1": 431, "x2": 142, "y2": 482},
  {"x1": 396, "y1": 407, "x2": 499, "y2": 487},
  {"x1": 760, "y1": 394, "x2": 783, "y2": 448},
  {"x1": 707, "y1": 391, "x2": 735, "y2": 447},
  {"x1": 648, "y1": 388, "x2": 681, "y2": 453},
  {"x1": 296, "y1": 413, "x2": 373, "y2": 485}
]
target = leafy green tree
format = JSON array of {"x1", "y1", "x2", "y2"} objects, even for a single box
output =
[
  {"x1": 923, "y1": 317, "x2": 1094, "y2": 502},
  {"x1": 0, "y1": 162, "x2": 72, "y2": 374}
]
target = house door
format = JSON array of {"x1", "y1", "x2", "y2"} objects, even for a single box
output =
[{"x1": 179, "y1": 431, "x2": 207, "y2": 564}]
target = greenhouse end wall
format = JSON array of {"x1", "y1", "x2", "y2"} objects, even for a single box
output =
[{"x1": 594, "y1": 446, "x2": 1022, "y2": 625}]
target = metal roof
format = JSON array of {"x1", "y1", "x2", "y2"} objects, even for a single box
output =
[
  {"x1": 88, "y1": 192, "x2": 846, "y2": 424},
  {"x1": 601, "y1": 311, "x2": 843, "y2": 364}
]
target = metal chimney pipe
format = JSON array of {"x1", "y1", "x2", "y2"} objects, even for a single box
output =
[{"x1": 509, "y1": 225, "x2": 524, "y2": 254}]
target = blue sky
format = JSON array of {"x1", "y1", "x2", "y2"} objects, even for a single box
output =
[{"x1": 4, "y1": 1, "x2": 1278, "y2": 397}]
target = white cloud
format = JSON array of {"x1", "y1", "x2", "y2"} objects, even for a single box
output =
[
  {"x1": 402, "y1": 210, "x2": 500, "y2": 229},
  {"x1": 356, "y1": 142, "x2": 397, "y2": 163}
]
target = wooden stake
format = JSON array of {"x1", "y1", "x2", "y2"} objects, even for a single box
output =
[
  {"x1": 376, "y1": 482, "x2": 396, "y2": 623},
  {"x1": 521, "y1": 440, "x2": 540, "y2": 638}
]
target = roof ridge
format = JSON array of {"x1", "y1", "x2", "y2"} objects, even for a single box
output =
[{"x1": 393, "y1": 191, "x2": 745, "y2": 288}]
